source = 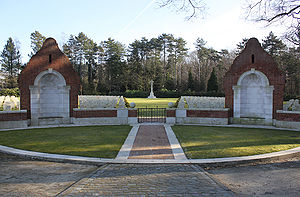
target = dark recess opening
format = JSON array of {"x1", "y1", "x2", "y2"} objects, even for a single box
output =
[
  {"x1": 49, "y1": 54, "x2": 52, "y2": 63},
  {"x1": 251, "y1": 54, "x2": 254, "y2": 64}
]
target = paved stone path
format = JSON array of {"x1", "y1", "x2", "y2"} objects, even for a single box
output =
[
  {"x1": 58, "y1": 164, "x2": 235, "y2": 196},
  {"x1": 2, "y1": 153, "x2": 300, "y2": 196},
  {"x1": 128, "y1": 125, "x2": 174, "y2": 159},
  {"x1": 0, "y1": 153, "x2": 98, "y2": 197}
]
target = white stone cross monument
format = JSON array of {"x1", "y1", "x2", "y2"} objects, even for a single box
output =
[{"x1": 148, "y1": 80, "x2": 156, "y2": 99}]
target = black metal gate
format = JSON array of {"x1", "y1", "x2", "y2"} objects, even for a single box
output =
[{"x1": 137, "y1": 107, "x2": 166, "y2": 123}]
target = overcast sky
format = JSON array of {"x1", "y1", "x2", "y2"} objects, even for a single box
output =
[{"x1": 0, "y1": 0, "x2": 284, "y2": 63}]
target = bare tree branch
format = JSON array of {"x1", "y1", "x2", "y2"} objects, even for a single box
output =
[
  {"x1": 268, "y1": 4, "x2": 300, "y2": 22},
  {"x1": 245, "y1": 0, "x2": 300, "y2": 46},
  {"x1": 158, "y1": 0, "x2": 206, "y2": 20},
  {"x1": 284, "y1": 24, "x2": 300, "y2": 45},
  {"x1": 246, "y1": 0, "x2": 300, "y2": 22}
]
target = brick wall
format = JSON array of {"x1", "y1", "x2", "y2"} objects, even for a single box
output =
[
  {"x1": 0, "y1": 111, "x2": 27, "y2": 121},
  {"x1": 128, "y1": 109, "x2": 137, "y2": 117},
  {"x1": 73, "y1": 110, "x2": 117, "y2": 118},
  {"x1": 18, "y1": 38, "x2": 80, "y2": 119},
  {"x1": 187, "y1": 110, "x2": 229, "y2": 118},
  {"x1": 166, "y1": 109, "x2": 176, "y2": 117},
  {"x1": 276, "y1": 111, "x2": 300, "y2": 122},
  {"x1": 224, "y1": 38, "x2": 285, "y2": 119}
]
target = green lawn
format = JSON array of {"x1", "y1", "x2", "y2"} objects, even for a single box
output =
[
  {"x1": 126, "y1": 98, "x2": 178, "y2": 108},
  {"x1": 172, "y1": 125, "x2": 300, "y2": 159},
  {"x1": 0, "y1": 125, "x2": 131, "y2": 158}
]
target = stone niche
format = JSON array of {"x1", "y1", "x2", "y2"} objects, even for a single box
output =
[
  {"x1": 19, "y1": 38, "x2": 80, "y2": 126},
  {"x1": 224, "y1": 38, "x2": 285, "y2": 125}
]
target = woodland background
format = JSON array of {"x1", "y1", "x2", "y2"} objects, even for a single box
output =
[{"x1": 0, "y1": 30, "x2": 299, "y2": 99}]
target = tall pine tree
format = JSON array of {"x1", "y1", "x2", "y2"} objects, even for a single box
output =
[
  {"x1": 1, "y1": 37, "x2": 21, "y2": 88},
  {"x1": 262, "y1": 31, "x2": 286, "y2": 57},
  {"x1": 207, "y1": 68, "x2": 218, "y2": 92},
  {"x1": 101, "y1": 38, "x2": 127, "y2": 92},
  {"x1": 187, "y1": 68, "x2": 195, "y2": 91},
  {"x1": 29, "y1": 31, "x2": 46, "y2": 57}
]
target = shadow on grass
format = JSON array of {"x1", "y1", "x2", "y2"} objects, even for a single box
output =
[
  {"x1": 184, "y1": 139, "x2": 300, "y2": 149},
  {"x1": 0, "y1": 125, "x2": 132, "y2": 158},
  {"x1": 173, "y1": 125, "x2": 300, "y2": 159}
]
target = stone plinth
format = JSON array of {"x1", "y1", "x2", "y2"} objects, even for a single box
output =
[
  {"x1": 0, "y1": 110, "x2": 28, "y2": 129},
  {"x1": 275, "y1": 110, "x2": 300, "y2": 129},
  {"x1": 148, "y1": 92, "x2": 156, "y2": 99}
]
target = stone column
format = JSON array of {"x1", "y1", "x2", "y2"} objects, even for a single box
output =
[{"x1": 232, "y1": 85, "x2": 241, "y2": 118}]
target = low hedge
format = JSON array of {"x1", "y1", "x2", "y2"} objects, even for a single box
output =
[
  {"x1": 98, "y1": 90, "x2": 225, "y2": 98},
  {"x1": 284, "y1": 94, "x2": 300, "y2": 101},
  {"x1": 0, "y1": 88, "x2": 20, "y2": 97}
]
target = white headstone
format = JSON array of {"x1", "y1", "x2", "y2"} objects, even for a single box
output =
[
  {"x1": 283, "y1": 99, "x2": 294, "y2": 111},
  {"x1": 118, "y1": 96, "x2": 126, "y2": 108},
  {"x1": 3, "y1": 100, "x2": 12, "y2": 111},
  {"x1": 293, "y1": 99, "x2": 300, "y2": 111},
  {"x1": 177, "y1": 97, "x2": 186, "y2": 109}
]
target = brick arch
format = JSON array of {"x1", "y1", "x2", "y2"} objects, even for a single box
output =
[
  {"x1": 34, "y1": 69, "x2": 66, "y2": 86},
  {"x1": 224, "y1": 38, "x2": 285, "y2": 124},
  {"x1": 18, "y1": 38, "x2": 80, "y2": 123},
  {"x1": 30, "y1": 68, "x2": 70, "y2": 125},
  {"x1": 237, "y1": 69, "x2": 269, "y2": 86},
  {"x1": 233, "y1": 69, "x2": 274, "y2": 122}
]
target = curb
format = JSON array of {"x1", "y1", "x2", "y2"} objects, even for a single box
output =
[
  {"x1": 1, "y1": 144, "x2": 300, "y2": 165},
  {"x1": 1, "y1": 124, "x2": 300, "y2": 165}
]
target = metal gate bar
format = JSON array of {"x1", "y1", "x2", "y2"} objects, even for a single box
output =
[{"x1": 137, "y1": 107, "x2": 166, "y2": 123}]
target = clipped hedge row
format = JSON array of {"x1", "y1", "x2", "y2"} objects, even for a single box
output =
[
  {"x1": 284, "y1": 94, "x2": 300, "y2": 101},
  {"x1": 102, "y1": 90, "x2": 225, "y2": 98},
  {"x1": 155, "y1": 90, "x2": 225, "y2": 98},
  {"x1": 0, "y1": 88, "x2": 20, "y2": 97}
]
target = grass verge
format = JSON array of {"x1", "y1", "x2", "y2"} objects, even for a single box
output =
[
  {"x1": 126, "y1": 98, "x2": 178, "y2": 108},
  {"x1": 0, "y1": 125, "x2": 132, "y2": 158},
  {"x1": 172, "y1": 125, "x2": 300, "y2": 159}
]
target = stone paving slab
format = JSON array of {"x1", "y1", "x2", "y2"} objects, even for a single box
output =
[
  {"x1": 2, "y1": 152, "x2": 300, "y2": 197},
  {"x1": 0, "y1": 153, "x2": 98, "y2": 197},
  {"x1": 207, "y1": 157, "x2": 300, "y2": 196},
  {"x1": 128, "y1": 125, "x2": 174, "y2": 159},
  {"x1": 115, "y1": 125, "x2": 139, "y2": 160},
  {"x1": 165, "y1": 124, "x2": 187, "y2": 160},
  {"x1": 59, "y1": 164, "x2": 236, "y2": 196}
]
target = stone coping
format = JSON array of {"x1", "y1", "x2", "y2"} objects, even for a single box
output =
[
  {"x1": 0, "y1": 110, "x2": 27, "y2": 114},
  {"x1": 277, "y1": 110, "x2": 300, "y2": 114},
  {"x1": 73, "y1": 108, "x2": 119, "y2": 111},
  {"x1": 0, "y1": 123, "x2": 299, "y2": 165},
  {"x1": 0, "y1": 144, "x2": 299, "y2": 165},
  {"x1": 1, "y1": 122, "x2": 298, "y2": 132},
  {"x1": 73, "y1": 108, "x2": 229, "y2": 111},
  {"x1": 73, "y1": 108, "x2": 137, "y2": 111},
  {"x1": 185, "y1": 108, "x2": 229, "y2": 111}
]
